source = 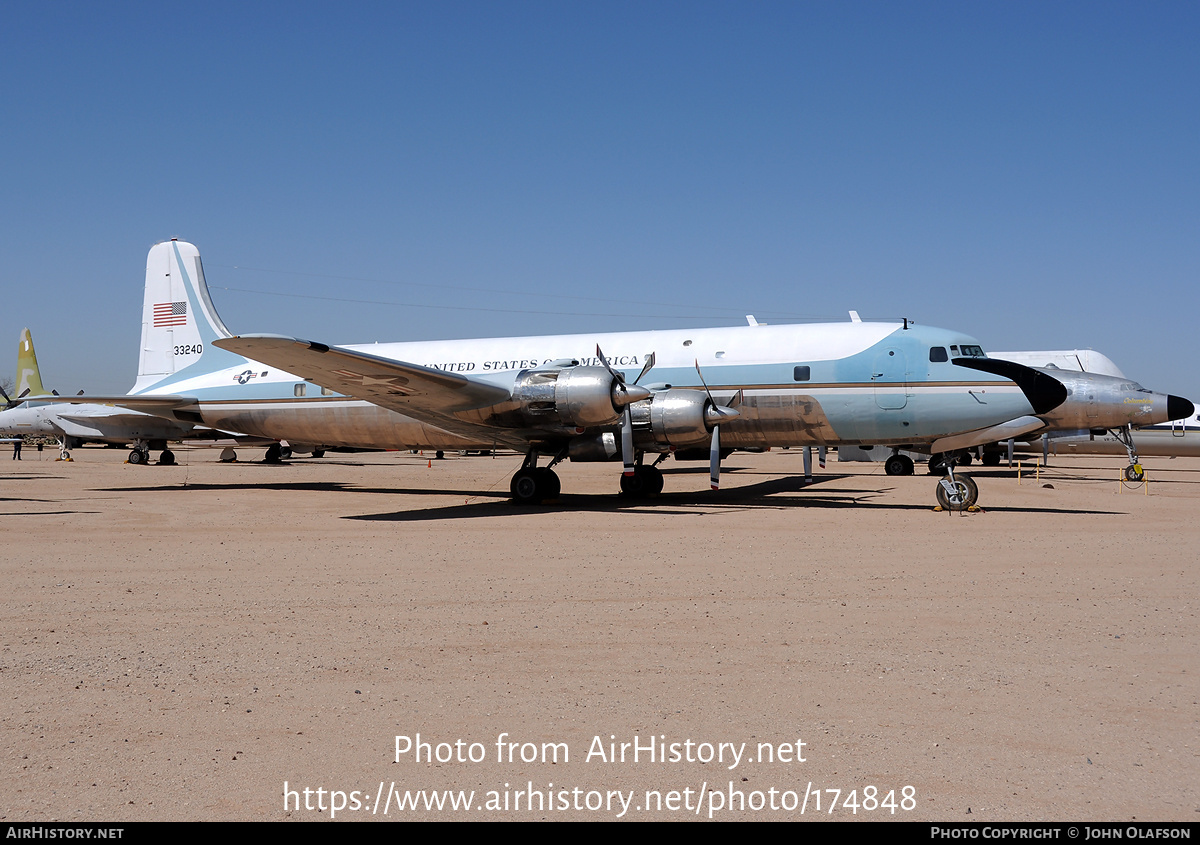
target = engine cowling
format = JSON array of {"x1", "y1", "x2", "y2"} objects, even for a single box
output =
[
  {"x1": 628, "y1": 388, "x2": 731, "y2": 448},
  {"x1": 511, "y1": 365, "x2": 649, "y2": 429}
]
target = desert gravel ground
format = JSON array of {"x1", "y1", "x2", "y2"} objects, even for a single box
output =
[{"x1": 1, "y1": 446, "x2": 1196, "y2": 821}]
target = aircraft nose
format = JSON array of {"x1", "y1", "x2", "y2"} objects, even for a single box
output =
[{"x1": 1167, "y1": 395, "x2": 1195, "y2": 422}]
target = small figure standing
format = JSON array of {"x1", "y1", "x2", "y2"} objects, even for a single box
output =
[{"x1": 12, "y1": 439, "x2": 22, "y2": 460}]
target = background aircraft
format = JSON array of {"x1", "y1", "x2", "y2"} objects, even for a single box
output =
[
  {"x1": 986, "y1": 350, "x2": 1199, "y2": 478},
  {"x1": 0, "y1": 327, "x2": 279, "y2": 463}
]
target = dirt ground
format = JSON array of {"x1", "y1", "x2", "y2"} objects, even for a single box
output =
[{"x1": 1, "y1": 445, "x2": 1196, "y2": 821}]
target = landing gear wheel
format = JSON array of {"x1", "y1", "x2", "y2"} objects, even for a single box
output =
[
  {"x1": 264, "y1": 443, "x2": 283, "y2": 463},
  {"x1": 536, "y1": 468, "x2": 561, "y2": 499},
  {"x1": 928, "y1": 454, "x2": 950, "y2": 476},
  {"x1": 1124, "y1": 464, "x2": 1145, "y2": 482},
  {"x1": 959, "y1": 452, "x2": 973, "y2": 466},
  {"x1": 435, "y1": 450, "x2": 445, "y2": 460},
  {"x1": 159, "y1": 450, "x2": 175, "y2": 466},
  {"x1": 620, "y1": 465, "x2": 664, "y2": 497},
  {"x1": 128, "y1": 448, "x2": 146, "y2": 465},
  {"x1": 885, "y1": 454, "x2": 914, "y2": 476},
  {"x1": 935, "y1": 473, "x2": 979, "y2": 511},
  {"x1": 312, "y1": 450, "x2": 325, "y2": 459},
  {"x1": 619, "y1": 471, "x2": 645, "y2": 497},
  {"x1": 643, "y1": 465, "x2": 664, "y2": 495},
  {"x1": 510, "y1": 468, "x2": 546, "y2": 504},
  {"x1": 279, "y1": 446, "x2": 293, "y2": 460},
  {"x1": 981, "y1": 451, "x2": 1001, "y2": 467}
]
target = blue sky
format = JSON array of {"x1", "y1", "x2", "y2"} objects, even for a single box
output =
[{"x1": 2, "y1": 2, "x2": 1197, "y2": 400}]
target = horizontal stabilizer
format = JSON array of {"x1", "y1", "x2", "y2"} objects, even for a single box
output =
[{"x1": 13, "y1": 394, "x2": 198, "y2": 413}]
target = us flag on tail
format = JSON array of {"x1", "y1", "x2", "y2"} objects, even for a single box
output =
[{"x1": 153, "y1": 301, "x2": 187, "y2": 327}]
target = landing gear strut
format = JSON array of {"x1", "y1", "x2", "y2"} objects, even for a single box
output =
[{"x1": 1111, "y1": 424, "x2": 1144, "y2": 482}]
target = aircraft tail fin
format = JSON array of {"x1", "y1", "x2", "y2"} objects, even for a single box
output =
[
  {"x1": 133, "y1": 240, "x2": 249, "y2": 393},
  {"x1": 15, "y1": 328, "x2": 47, "y2": 399}
]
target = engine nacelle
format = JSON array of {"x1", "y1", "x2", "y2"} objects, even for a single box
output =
[
  {"x1": 632, "y1": 388, "x2": 722, "y2": 448},
  {"x1": 512, "y1": 366, "x2": 625, "y2": 428}
]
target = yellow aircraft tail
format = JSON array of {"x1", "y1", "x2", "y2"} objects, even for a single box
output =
[{"x1": 15, "y1": 328, "x2": 47, "y2": 399}]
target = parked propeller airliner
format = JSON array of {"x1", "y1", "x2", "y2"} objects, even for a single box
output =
[{"x1": 18, "y1": 240, "x2": 1193, "y2": 510}]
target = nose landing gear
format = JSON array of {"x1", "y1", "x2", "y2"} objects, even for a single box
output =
[{"x1": 932, "y1": 452, "x2": 980, "y2": 512}]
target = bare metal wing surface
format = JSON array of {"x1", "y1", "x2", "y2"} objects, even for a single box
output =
[{"x1": 212, "y1": 334, "x2": 524, "y2": 447}]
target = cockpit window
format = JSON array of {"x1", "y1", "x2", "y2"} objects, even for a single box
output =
[
  {"x1": 958, "y1": 345, "x2": 985, "y2": 358},
  {"x1": 929, "y1": 347, "x2": 948, "y2": 363}
]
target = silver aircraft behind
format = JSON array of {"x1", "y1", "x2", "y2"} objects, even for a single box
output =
[
  {"x1": 0, "y1": 327, "x2": 279, "y2": 463},
  {"x1": 0, "y1": 328, "x2": 197, "y2": 462},
  {"x1": 983, "y1": 350, "x2": 1199, "y2": 478}
]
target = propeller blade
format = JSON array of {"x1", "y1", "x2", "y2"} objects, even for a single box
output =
[
  {"x1": 710, "y1": 424, "x2": 721, "y2": 490},
  {"x1": 694, "y1": 358, "x2": 715, "y2": 404},
  {"x1": 598, "y1": 344, "x2": 652, "y2": 408},
  {"x1": 596, "y1": 344, "x2": 621, "y2": 382},
  {"x1": 634, "y1": 352, "x2": 656, "y2": 385}
]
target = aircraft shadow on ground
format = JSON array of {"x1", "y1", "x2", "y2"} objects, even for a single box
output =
[
  {"x1": 90, "y1": 465, "x2": 1124, "y2": 519},
  {"x1": 345, "y1": 474, "x2": 1124, "y2": 522}
]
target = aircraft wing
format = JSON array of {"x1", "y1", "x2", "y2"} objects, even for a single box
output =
[{"x1": 213, "y1": 334, "x2": 523, "y2": 446}]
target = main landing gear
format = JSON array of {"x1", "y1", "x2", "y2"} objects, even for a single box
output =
[
  {"x1": 619, "y1": 463, "x2": 665, "y2": 497},
  {"x1": 508, "y1": 450, "x2": 668, "y2": 504},
  {"x1": 510, "y1": 451, "x2": 562, "y2": 505},
  {"x1": 127, "y1": 445, "x2": 174, "y2": 465},
  {"x1": 884, "y1": 452, "x2": 915, "y2": 476}
]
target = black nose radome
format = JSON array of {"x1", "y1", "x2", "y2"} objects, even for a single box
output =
[{"x1": 1167, "y1": 395, "x2": 1195, "y2": 422}]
